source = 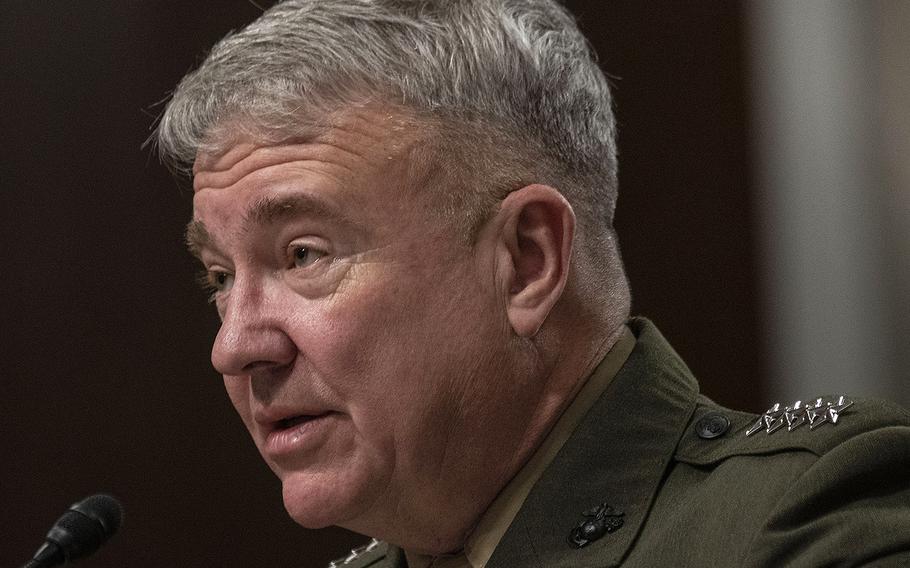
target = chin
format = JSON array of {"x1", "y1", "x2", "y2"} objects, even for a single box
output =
[{"x1": 280, "y1": 467, "x2": 379, "y2": 530}]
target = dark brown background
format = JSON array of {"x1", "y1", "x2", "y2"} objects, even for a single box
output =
[{"x1": 0, "y1": 2, "x2": 761, "y2": 566}]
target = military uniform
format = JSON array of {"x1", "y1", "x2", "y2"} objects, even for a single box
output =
[{"x1": 329, "y1": 318, "x2": 910, "y2": 567}]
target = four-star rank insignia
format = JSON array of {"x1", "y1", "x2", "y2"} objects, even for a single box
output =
[
  {"x1": 327, "y1": 539, "x2": 383, "y2": 567},
  {"x1": 746, "y1": 395, "x2": 854, "y2": 436}
]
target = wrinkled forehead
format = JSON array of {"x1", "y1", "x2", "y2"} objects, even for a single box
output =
[
  {"x1": 186, "y1": 105, "x2": 456, "y2": 257},
  {"x1": 191, "y1": 105, "x2": 434, "y2": 192}
]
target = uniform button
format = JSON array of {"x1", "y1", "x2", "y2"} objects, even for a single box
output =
[{"x1": 695, "y1": 412, "x2": 730, "y2": 439}]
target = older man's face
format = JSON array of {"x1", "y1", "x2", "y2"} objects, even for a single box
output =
[{"x1": 189, "y1": 108, "x2": 513, "y2": 534}]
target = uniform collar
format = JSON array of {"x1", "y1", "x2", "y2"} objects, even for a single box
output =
[
  {"x1": 403, "y1": 326, "x2": 637, "y2": 568},
  {"x1": 486, "y1": 317, "x2": 699, "y2": 568}
]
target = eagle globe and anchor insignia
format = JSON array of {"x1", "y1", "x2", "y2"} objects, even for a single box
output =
[{"x1": 567, "y1": 502, "x2": 625, "y2": 548}]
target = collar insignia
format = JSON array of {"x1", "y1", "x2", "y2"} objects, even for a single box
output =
[{"x1": 567, "y1": 502, "x2": 625, "y2": 548}]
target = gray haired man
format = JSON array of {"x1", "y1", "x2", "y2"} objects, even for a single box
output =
[{"x1": 157, "y1": 1, "x2": 910, "y2": 566}]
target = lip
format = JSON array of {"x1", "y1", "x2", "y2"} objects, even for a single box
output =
[{"x1": 261, "y1": 412, "x2": 338, "y2": 459}]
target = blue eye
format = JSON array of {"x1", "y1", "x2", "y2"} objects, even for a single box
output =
[{"x1": 293, "y1": 246, "x2": 325, "y2": 268}]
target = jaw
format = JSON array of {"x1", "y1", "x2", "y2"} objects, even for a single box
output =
[{"x1": 279, "y1": 453, "x2": 387, "y2": 530}]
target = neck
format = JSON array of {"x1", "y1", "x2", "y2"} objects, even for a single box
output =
[{"x1": 348, "y1": 317, "x2": 627, "y2": 555}]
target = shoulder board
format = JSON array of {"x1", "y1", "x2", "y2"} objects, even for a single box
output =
[
  {"x1": 676, "y1": 394, "x2": 910, "y2": 466},
  {"x1": 326, "y1": 539, "x2": 389, "y2": 568}
]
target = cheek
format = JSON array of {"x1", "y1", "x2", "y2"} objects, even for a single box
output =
[
  {"x1": 300, "y1": 287, "x2": 424, "y2": 404},
  {"x1": 302, "y1": 266, "x2": 499, "y2": 426}
]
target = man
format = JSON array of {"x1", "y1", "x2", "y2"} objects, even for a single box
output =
[{"x1": 155, "y1": 1, "x2": 910, "y2": 566}]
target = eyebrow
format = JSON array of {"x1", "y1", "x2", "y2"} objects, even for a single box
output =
[
  {"x1": 185, "y1": 219, "x2": 212, "y2": 260},
  {"x1": 245, "y1": 193, "x2": 353, "y2": 227},
  {"x1": 185, "y1": 193, "x2": 358, "y2": 260}
]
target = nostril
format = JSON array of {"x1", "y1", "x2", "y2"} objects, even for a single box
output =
[
  {"x1": 245, "y1": 359, "x2": 295, "y2": 382},
  {"x1": 242, "y1": 360, "x2": 279, "y2": 374}
]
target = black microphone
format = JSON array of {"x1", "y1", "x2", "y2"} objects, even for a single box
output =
[{"x1": 23, "y1": 494, "x2": 124, "y2": 568}]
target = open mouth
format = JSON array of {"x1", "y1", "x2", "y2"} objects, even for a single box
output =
[
  {"x1": 276, "y1": 415, "x2": 321, "y2": 430},
  {"x1": 262, "y1": 411, "x2": 337, "y2": 457}
]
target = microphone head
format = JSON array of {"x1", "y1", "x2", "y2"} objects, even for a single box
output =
[
  {"x1": 70, "y1": 494, "x2": 123, "y2": 536},
  {"x1": 45, "y1": 494, "x2": 124, "y2": 562}
]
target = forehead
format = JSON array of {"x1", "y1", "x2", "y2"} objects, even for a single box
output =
[
  {"x1": 189, "y1": 107, "x2": 431, "y2": 243},
  {"x1": 193, "y1": 106, "x2": 426, "y2": 192}
]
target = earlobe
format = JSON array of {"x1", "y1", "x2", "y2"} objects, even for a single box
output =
[{"x1": 496, "y1": 185, "x2": 575, "y2": 337}]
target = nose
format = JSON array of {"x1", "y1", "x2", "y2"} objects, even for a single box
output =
[{"x1": 210, "y1": 283, "x2": 297, "y2": 377}]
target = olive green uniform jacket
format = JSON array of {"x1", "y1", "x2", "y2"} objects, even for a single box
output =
[{"x1": 331, "y1": 319, "x2": 910, "y2": 567}]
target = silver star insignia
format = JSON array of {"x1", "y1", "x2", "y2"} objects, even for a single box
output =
[
  {"x1": 807, "y1": 398, "x2": 829, "y2": 429},
  {"x1": 746, "y1": 396, "x2": 854, "y2": 436},
  {"x1": 784, "y1": 400, "x2": 806, "y2": 431},
  {"x1": 826, "y1": 395, "x2": 854, "y2": 424},
  {"x1": 746, "y1": 403, "x2": 783, "y2": 436}
]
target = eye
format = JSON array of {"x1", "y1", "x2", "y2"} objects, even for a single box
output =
[
  {"x1": 196, "y1": 268, "x2": 234, "y2": 302},
  {"x1": 211, "y1": 271, "x2": 234, "y2": 291},
  {"x1": 291, "y1": 245, "x2": 326, "y2": 269}
]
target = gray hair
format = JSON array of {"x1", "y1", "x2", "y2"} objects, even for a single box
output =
[{"x1": 156, "y1": 0, "x2": 623, "y2": 283}]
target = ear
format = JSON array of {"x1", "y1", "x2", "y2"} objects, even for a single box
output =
[{"x1": 493, "y1": 184, "x2": 575, "y2": 337}]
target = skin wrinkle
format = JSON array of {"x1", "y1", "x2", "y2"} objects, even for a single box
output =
[
  {"x1": 429, "y1": 294, "x2": 533, "y2": 509},
  {"x1": 156, "y1": 0, "x2": 621, "y2": 255},
  {"x1": 199, "y1": 103, "x2": 437, "y2": 195},
  {"x1": 186, "y1": 193, "x2": 364, "y2": 275},
  {"x1": 210, "y1": 112, "x2": 488, "y2": 248},
  {"x1": 197, "y1": 146, "x2": 360, "y2": 192},
  {"x1": 280, "y1": 163, "x2": 353, "y2": 192},
  {"x1": 189, "y1": 124, "x2": 407, "y2": 268},
  {"x1": 194, "y1": 108, "x2": 410, "y2": 191},
  {"x1": 153, "y1": 1, "x2": 642, "y2": 558},
  {"x1": 194, "y1": 143, "x2": 294, "y2": 186},
  {"x1": 322, "y1": 252, "x2": 397, "y2": 306},
  {"x1": 432, "y1": 347, "x2": 493, "y2": 480},
  {"x1": 187, "y1": 104, "x2": 622, "y2": 555},
  {"x1": 244, "y1": 193, "x2": 359, "y2": 235}
]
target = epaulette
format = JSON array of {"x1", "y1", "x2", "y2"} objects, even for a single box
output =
[
  {"x1": 676, "y1": 394, "x2": 910, "y2": 466},
  {"x1": 326, "y1": 539, "x2": 388, "y2": 568}
]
